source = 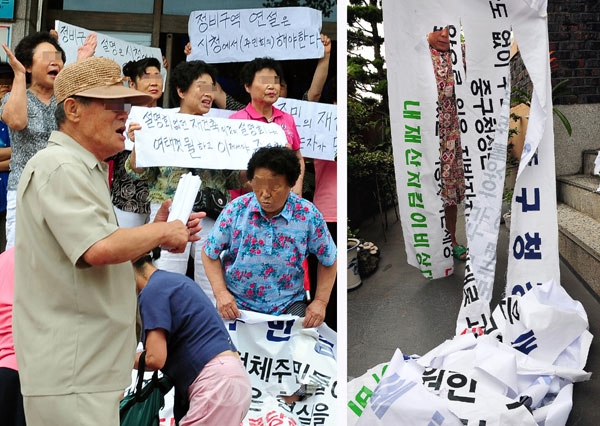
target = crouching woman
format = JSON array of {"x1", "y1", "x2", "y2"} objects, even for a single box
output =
[{"x1": 133, "y1": 249, "x2": 252, "y2": 425}]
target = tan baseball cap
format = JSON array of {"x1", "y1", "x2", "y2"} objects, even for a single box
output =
[{"x1": 54, "y1": 56, "x2": 153, "y2": 105}]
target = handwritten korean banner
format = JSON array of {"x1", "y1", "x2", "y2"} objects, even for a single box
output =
[
  {"x1": 186, "y1": 7, "x2": 324, "y2": 63},
  {"x1": 54, "y1": 20, "x2": 165, "y2": 75},
  {"x1": 206, "y1": 98, "x2": 337, "y2": 161},
  {"x1": 275, "y1": 97, "x2": 337, "y2": 161},
  {"x1": 129, "y1": 106, "x2": 287, "y2": 170}
]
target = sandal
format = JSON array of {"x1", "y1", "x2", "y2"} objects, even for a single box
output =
[{"x1": 452, "y1": 244, "x2": 468, "y2": 261}]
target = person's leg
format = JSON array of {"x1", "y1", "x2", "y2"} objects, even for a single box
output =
[
  {"x1": 179, "y1": 355, "x2": 252, "y2": 426},
  {"x1": 0, "y1": 368, "x2": 26, "y2": 426},
  {"x1": 445, "y1": 204, "x2": 458, "y2": 247},
  {"x1": 445, "y1": 204, "x2": 467, "y2": 260},
  {"x1": 23, "y1": 390, "x2": 121, "y2": 426},
  {"x1": 149, "y1": 202, "x2": 190, "y2": 274},
  {"x1": 192, "y1": 216, "x2": 216, "y2": 304}
]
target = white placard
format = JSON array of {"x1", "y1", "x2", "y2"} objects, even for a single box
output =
[
  {"x1": 0, "y1": 24, "x2": 11, "y2": 63},
  {"x1": 187, "y1": 7, "x2": 323, "y2": 63},
  {"x1": 54, "y1": 20, "x2": 166, "y2": 83},
  {"x1": 210, "y1": 99, "x2": 338, "y2": 161},
  {"x1": 275, "y1": 97, "x2": 337, "y2": 161},
  {"x1": 166, "y1": 172, "x2": 201, "y2": 224},
  {"x1": 129, "y1": 106, "x2": 287, "y2": 170}
]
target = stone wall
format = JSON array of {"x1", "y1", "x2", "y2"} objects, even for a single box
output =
[
  {"x1": 511, "y1": 1, "x2": 600, "y2": 105},
  {"x1": 554, "y1": 103, "x2": 600, "y2": 176},
  {"x1": 510, "y1": 1, "x2": 600, "y2": 176},
  {"x1": 547, "y1": 0, "x2": 600, "y2": 105}
]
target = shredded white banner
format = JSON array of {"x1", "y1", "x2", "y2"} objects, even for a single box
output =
[
  {"x1": 384, "y1": 1, "x2": 461, "y2": 280},
  {"x1": 357, "y1": 1, "x2": 591, "y2": 424},
  {"x1": 348, "y1": 280, "x2": 591, "y2": 425}
]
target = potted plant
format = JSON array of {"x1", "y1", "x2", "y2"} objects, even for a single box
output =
[
  {"x1": 357, "y1": 241, "x2": 380, "y2": 278},
  {"x1": 347, "y1": 224, "x2": 362, "y2": 291}
]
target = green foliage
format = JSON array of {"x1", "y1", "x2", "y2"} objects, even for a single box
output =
[
  {"x1": 262, "y1": 0, "x2": 335, "y2": 17},
  {"x1": 347, "y1": 0, "x2": 397, "y2": 224},
  {"x1": 347, "y1": 219, "x2": 360, "y2": 239},
  {"x1": 347, "y1": 0, "x2": 386, "y2": 105},
  {"x1": 347, "y1": 100, "x2": 370, "y2": 144},
  {"x1": 347, "y1": 141, "x2": 395, "y2": 182},
  {"x1": 503, "y1": 187, "x2": 514, "y2": 203},
  {"x1": 506, "y1": 112, "x2": 520, "y2": 167}
]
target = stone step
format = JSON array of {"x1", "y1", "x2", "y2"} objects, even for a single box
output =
[
  {"x1": 582, "y1": 149, "x2": 600, "y2": 176},
  {"x1": 557, "y1": 202, "x2": 600, "y2": 299},
  {"x1": 556, "y1": 174, "x2": 600, "y2": 222}
]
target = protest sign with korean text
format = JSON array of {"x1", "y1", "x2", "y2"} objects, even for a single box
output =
[
  {"x1": 187, "y1": 7, "x2": 324, "y2": 63},
  {"x1": 129, "y1": 106, "x2": 287, "y2": 170},
  {"x1": 274, "y1": 97, "x2": 337, "y2": 161},
  {"x1": 54, "y1": 20, "x2": 165, "y2": 76},
  {"x1": 206, "y1": 98, "x2": 337, "y2": 161}
]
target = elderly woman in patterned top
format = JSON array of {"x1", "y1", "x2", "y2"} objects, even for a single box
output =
[
  {"x1": 202, "y1": 146, "x2": 337, "y2": 329},
  {"x1": 428, "y1": 26, "x2": 468, "y2": 261}
]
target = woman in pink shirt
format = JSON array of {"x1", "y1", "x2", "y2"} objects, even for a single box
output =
[
  {"x1": 0, "y1": 247, "x2": 25, "y2": 426},
  {"x1": 229, "y1": 57, "x2": 305, "y2": 196}
]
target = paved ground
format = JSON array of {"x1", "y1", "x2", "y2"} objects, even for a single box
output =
[{"x1": 347, "y1": 208, "x2": 599, "y2": 425}]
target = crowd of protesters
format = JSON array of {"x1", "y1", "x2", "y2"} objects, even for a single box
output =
[{"x1": 0, "y1": 28, "x2": 337, "y2": 426}]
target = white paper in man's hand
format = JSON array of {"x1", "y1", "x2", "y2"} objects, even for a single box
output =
[{"x1": 167, "y1": 172, "x2": 201, "y2": 224}]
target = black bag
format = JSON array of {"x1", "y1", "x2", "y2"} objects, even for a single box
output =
[
  {"x1": 192, "y1": 186, "x2": 227, "y2": 220},
  {"x1": 119, "y1": 351, "x2": 173, "y2": 426}
]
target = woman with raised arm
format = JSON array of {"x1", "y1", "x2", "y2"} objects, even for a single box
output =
[
  {"x1": 0, "y1": 31, "x2": 96, "y2": 248},
  {"x1": 229, "y1": 57, "x2": 305, "y2": 197}
]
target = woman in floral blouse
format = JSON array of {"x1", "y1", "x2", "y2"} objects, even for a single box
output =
[{"x1": 202, "y1": 146, "x2": 337, "y2": 329}]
